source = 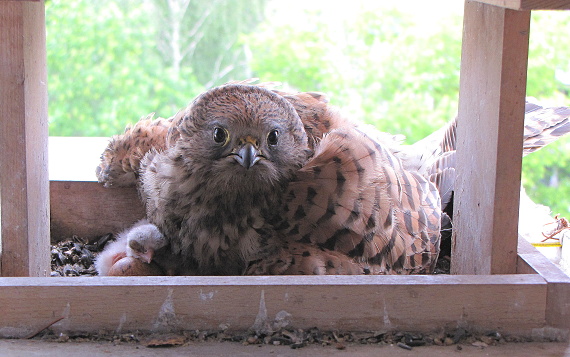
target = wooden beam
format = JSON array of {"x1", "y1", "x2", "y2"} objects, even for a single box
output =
[
  {"x1": 516, "y1": 236, "x2": 540, "y2": 274},
  {"x1": 0, "y1": 274, "x2": 547, "y2": 338},
  {"x1": 452, "y1": 2, "x2": 531, "y2": 275},
  {"x1": 518, "y1": 239, "x2": 570, "y2": 331},
  {"x1": 474, "y1": 0, "x2": 570, "y2": 9},
  {"x1": 50, "y1": 181, "x2": 145, "y2": 242},
  {"x1": 0, "y1": 1, "x2": 49, "y2": 277}
]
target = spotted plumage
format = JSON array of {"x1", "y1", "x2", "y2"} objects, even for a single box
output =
[
  {"x1": 521, "y1": 101, "x2": 570, "y2": 156},
  {"x1": 140, "y1": 85, "x2": 312, "y2": 275},
  {"x1": 96, "y1": 82, "x2": 570, "y2": 276},
  {"x1": 274, "y1": 127, "x2": 441, "y2": 274},
  {"x1": 96, "y1": 114, "x2": 174, "y2": 187}
]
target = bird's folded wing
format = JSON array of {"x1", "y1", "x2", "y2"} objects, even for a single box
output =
[
  {"x1": 96, "y1": 114, "x2": 174, "y2": 187},
  {"x1": 281, "y1": 127, "x2": 441, "y2": 274}
]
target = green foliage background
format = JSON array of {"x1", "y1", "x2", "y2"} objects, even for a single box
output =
[{"x1": 46, "y1": 1, "x2": 570, "y2": 217}]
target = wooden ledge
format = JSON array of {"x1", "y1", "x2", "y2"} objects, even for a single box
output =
[
  {"x1": 0, "y1": 274, "x2": 547, "y2": 338},
  {"x1": 42, "y1": 180, "x2": 570, "y2": 338},
  {"x1": 518, "y1": 239, "x2": 570, "y2": 330},
  {"x1": 50, "y1": 181, "x2": 144, "y2": 242},
  {"x1": 474, "y1": 0, "x2": 570, "y2": 10}
]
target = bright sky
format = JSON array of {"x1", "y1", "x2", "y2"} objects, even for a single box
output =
[{"x1": 267, "y1": 0, "x2": 464, "y2": 27}]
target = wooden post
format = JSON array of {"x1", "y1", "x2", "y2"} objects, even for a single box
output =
[
  {"x1": 452, "y1": 1, "x2": 530, "y2": 275},
  {"x1": 0, "y1": 0, "x2": 50, "y2": 277}
]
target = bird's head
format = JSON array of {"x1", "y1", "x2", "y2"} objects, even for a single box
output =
[{"x1": 176, "y1": 84, "x2": 311, "y2": 193}]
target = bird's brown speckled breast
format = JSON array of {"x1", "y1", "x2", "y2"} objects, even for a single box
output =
[{"x1": 150, "y1": 159, "x2": 284, "y2": 275}]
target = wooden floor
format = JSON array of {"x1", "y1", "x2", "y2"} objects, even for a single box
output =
[{"x1": 1, "y1": 340, "x2": 569, "y2": 357}]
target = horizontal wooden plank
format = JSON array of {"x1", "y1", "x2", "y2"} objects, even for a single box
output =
[
  {"x1": 0, "y1": 275, "x2": 547, "y2": 338},
  {"x1": 50, "y1": 181, "x2": 145, "y2": 242},
  {"x1": 474, "y1": 0, "x2": 570, "y2": 10},
  {"x1": 517, "y1": 239, "x2": 569, "y2": 283}
]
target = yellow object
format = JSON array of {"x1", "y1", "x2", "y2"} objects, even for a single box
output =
[{"x1": 531, "y1": 242, "x2": 562, "y2": 248}]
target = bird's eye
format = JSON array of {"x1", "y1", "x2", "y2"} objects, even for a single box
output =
[
  {"x1": 267, "y1": 130, "x2": 279, "y2": 146},
  {"x1": 213, "y1": 127, "x2": 229, "y2": 145}
]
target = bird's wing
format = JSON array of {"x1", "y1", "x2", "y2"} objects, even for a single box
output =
[
  {"x1": 96, "y1": 114, "x2": 173, "y2": 187},
  {"x1": 246, "y1": 240, "x2": 366, "y2": 275},
  {"x1": 394, "y1": 101, "x2": 570, "y2": 213},
  {"x1": 280, "y1": 127, "x2": 441, "y2": 274},
  {"x1": 274, "y1": 90, "x2": 354, "y2": 151},
  {"x1": 138, "y1": 149, "x2": 176, "y2": 223},
  {"x1": 522, "y1": 101, "x2": 570, "y2": 156}
]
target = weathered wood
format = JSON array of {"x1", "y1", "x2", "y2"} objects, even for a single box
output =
[
  {"x1": 516, "y1": 236, "x2": 540, "y2": 274},
  {"x1": 0, "y1": 274, "x2": 547, "y2": 338},
  {"x1": 50, "y1": 181, "x2": 145, "y2": 242},
  {"x1": 452, "y1": 2, "x2": 531, "y2": 275},
  {"x1": 518, "y1": 239, "x2": 570, "y2": 330},
  {"x1": 0, "y1": 0, "x2": 49, "y2": 277},
  {"x1": 475, "y1": 0, "x2": 570, "y2": 9}
]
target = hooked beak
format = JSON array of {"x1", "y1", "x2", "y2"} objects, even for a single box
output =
[{"x1": 234, "y1": 142, "x2": 261, "y2": 169}]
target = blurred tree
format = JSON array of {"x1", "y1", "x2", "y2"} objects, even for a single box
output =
[
  {"x1": 46, "y1": 0, "x2": 267, "y2": 137},
  {"x1": 244, "y1": 5, "x2": 462, "y2": 143},
  {"x1": 522, "y1": 12, "x2": 570, "y2": 217},
  {"x1": 47, "y1": 0, "x2": 203, "y2": 136},
  {"x1": 150, "y1": 0, "x2": 267, "y2": 87},
  {"x1": 46, "y1": 1, "x2": 569, "y2": 217},
  {"x1": 343, "y1": 8, "x2": 462, "y2": 143},
  {"x1": 243, "y1": 4, "x2": 570, "y2": 217}
]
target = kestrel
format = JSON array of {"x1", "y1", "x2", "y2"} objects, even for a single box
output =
[{"x1": 96, "y1": 82, "x2": 570, "y2": 276}]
